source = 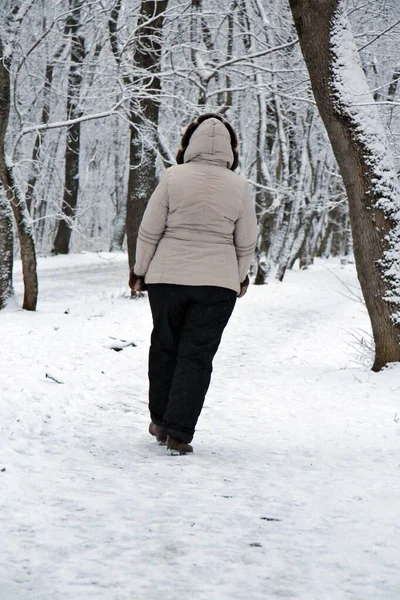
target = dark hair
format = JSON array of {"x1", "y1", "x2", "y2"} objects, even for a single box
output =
[{"x1": 176, "y1": 113, "x2": 239, "y2": 171}]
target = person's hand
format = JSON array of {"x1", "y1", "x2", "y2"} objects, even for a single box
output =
[
  {"x1": 129, "y1": 269, "x2": 148, "y2": 292},
  {"x1": 237, "y1": 274, "x2": 250, "y2": 298}
]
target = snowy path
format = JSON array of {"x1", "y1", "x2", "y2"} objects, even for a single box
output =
[{"x1": 1, "y1": 254, "x2": 400, "y2": 599}]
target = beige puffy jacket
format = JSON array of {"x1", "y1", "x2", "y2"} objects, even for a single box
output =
[{"x1": 134, "y1": 118, "x2": 258, "y2": 294}]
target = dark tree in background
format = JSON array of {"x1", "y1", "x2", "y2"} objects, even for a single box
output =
[
  {"x1": 0, "y1": 190, "x2": 13, "y2": 309},
  {"x1": 52, "y1": 0, "x2": 85, "y2": 255},
  {"x1": 108, "y1": 0, "x2": 169, "y2": 270},
  {"x1": 126, "y1": 0, "x2": 169, "y2": 271}
]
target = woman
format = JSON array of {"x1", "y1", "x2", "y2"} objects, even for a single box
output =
[{"x1": 129, "y1": 113, "x2": 257, "y2": 454}]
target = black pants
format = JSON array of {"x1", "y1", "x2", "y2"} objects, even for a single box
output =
[{"x1": 147, "y1": 284, "x2": 237, "y2": 443}]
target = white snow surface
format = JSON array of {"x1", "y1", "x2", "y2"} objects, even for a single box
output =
[{"x1": 1, "y1": 252, "x2": 400, "y2": 600}]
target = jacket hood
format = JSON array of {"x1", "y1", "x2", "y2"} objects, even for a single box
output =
[{"x1": 183, "y1": 117, "x2": 234, "y2": 169}]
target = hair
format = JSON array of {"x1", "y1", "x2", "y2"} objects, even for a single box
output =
[{"x1": 176, "y1": 113, "x2": 239, "y2": 171}]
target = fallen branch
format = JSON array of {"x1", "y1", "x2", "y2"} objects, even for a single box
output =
[{"x1": 45, "y1": 373, "x2": 64, "y2": 384}]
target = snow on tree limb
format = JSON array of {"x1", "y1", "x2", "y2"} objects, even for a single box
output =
[
  {"x1": 10, "y1": 98, "x2": 129, "y2": 163},
  {"x1": 330, "y1": 0, "x2": 400, "y2": 322}
]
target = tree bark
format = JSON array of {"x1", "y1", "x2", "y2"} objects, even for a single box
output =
[
  {"x1": 0, "y1": 191, "x2": 13, "y2": 308},
  {"x1": 0, "y1": 37, "x2": 38, "y2": 310},
  {"x1": 25, "y1": 62, "x2": 54, "y2": 215},
  {"x1": 26, "y1": 42, "x2": 66, "y2": 215},
  {"x1": 52, "y1": 0, "x2": 84, "y2": 255},
  {"x1": 109, "y1": 121, "x2": 127, "y2": 252},
  {"x1": 288, "y1": 0, "x2": 400, "y2": 371},
  {"x1": 126, "y1": 0, "x2": 169, "y2": 270}
]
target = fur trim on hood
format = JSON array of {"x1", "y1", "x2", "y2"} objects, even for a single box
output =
[{"x1": 176, "y1": 113, "x2": 239, "y2": 171}]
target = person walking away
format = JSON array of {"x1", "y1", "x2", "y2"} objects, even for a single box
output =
[{"x1": 129, "y1": 113, "x2": 257, "y2": 454}]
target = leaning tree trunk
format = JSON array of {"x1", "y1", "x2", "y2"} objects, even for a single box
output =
[
  {"x1": 0, "y1": 37, "x2": 38, "y2": 310},
  {"x1": 126, "y1": 0, "x2": 169, "y2": 270},
  {"x1": 288, "y1": 0, "x2": 400, "y2": 371},
  {"x1": 52, "y1": 0, "x2": 84, "y2": 255}
]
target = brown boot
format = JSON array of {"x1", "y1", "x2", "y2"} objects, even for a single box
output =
[
  {"x1": 167, "y1": 436, "x2": 193, "y2": 455},
  {"x1": 149, "y1": 422, "x2": 167, "y2": 444}
]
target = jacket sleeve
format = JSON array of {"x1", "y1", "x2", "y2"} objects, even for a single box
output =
[
  {"x1": 234, "y1": 182, "x2": 258, "y2": 283},
  {"x1": 133, "y1": 171, "x2": 169, "y2": 277}
]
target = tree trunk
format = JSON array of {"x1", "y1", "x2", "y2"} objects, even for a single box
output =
[
  {"x1": 126, "y1": 0, "x2": 169, "y2": 270},
  {"x1": 253, "y1": 95, "x2": 276, "y2": 285},
  {"x1": 109, "y1": 120, "x2": 126, "y2": 252},
  {"x1": 25, "y1": 62, "x2": 54, "y2": 215},
  {"x1": 52, "y1": 0, "x2": 84, "y2": 255},
  {"x1": 288, "y1": 0, "x2": 400, "y2": 371},
  {"x1": 0, "y1": 191, "x2": 13, "y2": 308},
  {"x1": 0, "y1": 37, "x2": 38, "y2": 311},
  {"x1": 26, "y1": 42, "x2": 66, "y2": 215}
]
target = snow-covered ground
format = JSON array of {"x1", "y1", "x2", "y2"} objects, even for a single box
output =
[{"x1": 1, "y1": 253, "x2": 400, "y2": 600}]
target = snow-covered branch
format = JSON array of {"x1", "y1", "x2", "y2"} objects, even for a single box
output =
[{"x1": 11, "y1": 98, "x2": 129, "y2": 161}]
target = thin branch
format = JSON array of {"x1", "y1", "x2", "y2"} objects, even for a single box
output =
[
  {"x1": 204, "y1": 38, "x2": 299, "y2": 80},
  {"x1": 358, "y1": 18, "x2": 400, "y2": 52},
  {"x1": 11, "y1": 97, "x2": 129, "y2": 162}
]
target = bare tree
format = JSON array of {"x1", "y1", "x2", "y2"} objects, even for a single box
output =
[
  {"x1": 288, "y1": 0, "x2": 400, "y2": 370},
  {"x1": 109, "y1": 117, "x2": 127, "y2": 252},
  {"x1": 0, "y1": 35, "x2": 38, "y2": 310},
  {"x1": 109, "y1": 0, "x2": 169, "y2": 269},
  {"x1": 0, "y1": 190, "x2": 13, "y2": 309},
  {"x1": 52, "y1": 0, "x2": 85, "y2": 255},
  {"x1": 126, "y1": 0, "x2": 169, "y2": 271},
  {"x1": 25, "y1": 43, "x2": 66, "y2": 215}
]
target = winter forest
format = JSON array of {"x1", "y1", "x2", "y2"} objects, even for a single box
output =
[
  {"x1": 2, "y1": 1, "x2": 400, "y2": 598},
  {"x1": 0, "y1": 0, "x2": 388, "y2": 260},
  {"x1": 2, "y1": 0, "x2": 400, "y2": 366}
]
